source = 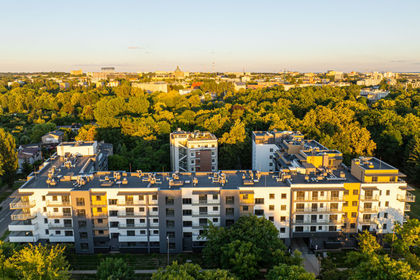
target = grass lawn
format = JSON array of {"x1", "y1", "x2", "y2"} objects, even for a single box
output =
[
  {"x1": 67, "y1": 252, "x2": 202, "y2": 271},
  {"x1": 408, "y1": 186, "x2": 420, "y2": 220}
]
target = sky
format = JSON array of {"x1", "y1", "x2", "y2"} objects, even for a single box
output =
[{"x1": 1, "y1": 0, "x2": 420, "y2": 73}]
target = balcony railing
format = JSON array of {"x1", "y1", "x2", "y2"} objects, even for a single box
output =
[
  {"x1": 360, "y1": 195, "x2": 379, "y2": 201},
  {"x1": 46, "y1": 201, "x2": 71, "y2": 207},
  {"x1": 293, "y1": 219, "x2": 343, "y2": 225},
  {"x1": 10, "y1": 199, "x2": 36, "y2": 210},
  {"x1": 397, "y1": 193, "x2": 416, "y2": 203},
  {"x1": 294, "y1": 196, "x2": 344, "y2": 202},
  {"x1": 293, "y1": 207, "x2": 343, "y2": 214},
  {"x1": 46, "y1": 212, "x2": 72, "y2": 218},
  {"x1": 360, "y1": 207, "x2": 378, "y2": 213},
  {"x1": 48, "y1": 223, "x2": 73, "y2": 229},
  {"x1": 11, "y1": 211, "x2": 36, "y2": 221}
]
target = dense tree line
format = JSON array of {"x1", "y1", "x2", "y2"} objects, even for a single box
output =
[{"x1": 0, "y1": 77, "x2": 419, "y2": 184}]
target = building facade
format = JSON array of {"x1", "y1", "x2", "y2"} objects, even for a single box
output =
[
  {"x1": 170, "y1": 130, "x2": 218, "y2": 172},
  {"x1": 8, "y1": 138, "x2": 415, "y2": 254}
]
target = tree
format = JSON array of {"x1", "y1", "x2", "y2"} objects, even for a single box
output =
[
  {"x1": 201, "y1": 215, "x2": 296, "y2": 280},
  {"x1": 97, "y1": 257, "x2": 135, "y2": 280},
  {"x1": 0, "y1": 128, "x2": 18, "y2": 186},
  {"x1": 7, "y1": 244, "x2": 70, "y2": 280},
  {"x1": 267, "y1": 264, "x2": 315, "y2": 280},
  {"x1": 151, "y1": 261, "x2": 236, "y2": 280}
]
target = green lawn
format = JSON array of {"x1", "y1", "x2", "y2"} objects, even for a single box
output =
[
  {"x1": 408, "y1": 186, "x2": 420, "y2": 220},
  {"x1": 67, "y1": 252, "x2": 202, "y2": 271}
]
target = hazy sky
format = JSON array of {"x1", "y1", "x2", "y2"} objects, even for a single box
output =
[{"x1": 1, "y1": 0, "x2": 419, "y2": 73}]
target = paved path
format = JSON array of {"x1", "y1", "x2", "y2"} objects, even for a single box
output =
[
  {"x1": 291, "y1": 238, "x2": 320, "y2": 276},
  {"x1": 0, "y1": 190, "x2": 16, "y2": 240},
  {"x1": 71, "y1": 269, "x2": 158, "y2": 274}
]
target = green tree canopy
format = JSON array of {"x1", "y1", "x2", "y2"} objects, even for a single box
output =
[
  {"x1": 97, "y1": 257, "x2": 135, "y2": 280},
  {"x1": 151, "y1": 261, "x2": 236, "y2": 280}
]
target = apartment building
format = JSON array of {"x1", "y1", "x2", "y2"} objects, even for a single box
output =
[
  {"x1": 8, "y1": 139, "x2": 415, "y2": 254},
  {"x1": 170, "y1": 130, "x2": 218, "y2": 172}
]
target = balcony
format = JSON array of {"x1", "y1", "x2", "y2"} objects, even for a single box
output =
[
  {"x1": 9, "y1": 198, "x2": 35, "y2": 210},
  {"x1": 360, "y1": 207, "x2": 378, "y2": 213},
  {"x1": 397, "y1": 193, "x2": 416, "y2": 203},
  {"x1": 11, "y1": 210, "x2": 36, "y2": 221},
  {"x1": 46, "y1": 212, "x2": 72, "y2": 218},
  {"x1": 117, "y1": 201, "x2": 145, "y2": 206},
  {"x1": 405, "y1": 204, "x2": 411, "y2": 211},
  {"x1": 49, "y1": 235, "x2": 75, "y2": 243},
  {"x1": 118, "y1": 224, "x2": 147, "y2": 229},
  {"x1": 294, "y1": 196, "x2": 344, "y2": 202},
  {"x1": 360, "y1": 195, "x2": 379, "y2": 201},
  {"x1": 46, "y1": 201, "x2": 71, "y2": 207},
  {"x1": 293, "y1": 207, "x2": 343, "y2": 214},
  {"x1": 119, "y1": 235, "x2": 148, "y2": 242},
  {"x1": 9, "y1": 231, "x2": 38, "y2": 242},
  {"x1": 48, "y1": 223, "x2": 73, "y2": 229},
  {"x1": 9, "y1": 220, "x2": 38, "y2": 231},
  {"x1": 359, "y1": 217, "x2": 377, "y2": 224},
  {"x1": 292, "y1": 219, "x2": 343, "y2": 225}
]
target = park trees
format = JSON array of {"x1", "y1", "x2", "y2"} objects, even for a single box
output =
[
  {"x1": 151, "y1": 262, "x2": 236, "y2": 280},
  {"x1": 201, "y1": 215, "x2": 300, "y2": 280},
  {"x1": 97, "y1": 257, "x2": 135, "y2": 280},
  {"x1": 0, "y1": 128, "x2": 18, "y2": 186}
]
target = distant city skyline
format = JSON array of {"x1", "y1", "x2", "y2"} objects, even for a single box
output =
[{"x1": 1, "y1": 0, "x2": 419, "y2": 73}]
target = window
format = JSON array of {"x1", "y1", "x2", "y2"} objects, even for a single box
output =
[
  {"x1": 42, "y1": 196, "x2": 46, "y2": 201},
  {"x1": 97, "y1": 207, "x2": 103, "y2": 213},
  {"x1": 226, "y1": 208, "x2": 234, "y2": 216},
  {"x1": 269, "y1": 216, "x2": 274, "y2": 222},
  {"x1": 199, "y1": 218, "x2": 207, "y2": 226},
  {"x1": 213, "y1": 218, "x2": 218, "y2": 223},
  {"x1": 281, "y1": 194, "x2": 287, "y2": 199},
  {"x1": 242, "y1": 194, "x2": 248, "y2": 200},
  {"x1": 139, "y1": 207, "x2": 145, "y2": 212},
  {"x1": 152, "y1": 194, "x2": 158, "y2": 200},
  {"x1": 226, "y1": 196, "x2": 234, "y2": 204},
  {"x1": 243, "y1": 205, "x2": 249, "y2": 211},
  {"x1": 65, "y1": 231, "x2": 73, "y2": 236},
  {"x1": 269, "y1": 205, "x2": 274, "y2": 211},
  {"x1": 52, "y1": 195, "x2": 58, "y2": 201},
  {"x1": 45, "y1": 229, "x2": 49, "y2": 234},
  {"x1": 269, "y1": 162, "x2": 273, "y2": 166},
  {"x1": 76, "y1": 198, "x2": 85, "y2": 206},
  {"x1": 329, "y1": 226, "x2": 337, "y2": 232},
  {"x1": 353, "y1": 190, "x2": 358, "y2": 195},
  {"x1": 140, "y1": 230, "x2": 146, "y2": 234},
  {"x1": 78, "y1": 220, "x2": 87, "y2": 228},
  {"x1": 183, "y1": 221, "x2": 192, "y2": 227},
  {"x1": 280, "y1": 216, "x2": 286, "y2": 222},
  {"x1": 153, "y1": 218, "x2": 159, "y2": 223},
  {"x1": 226, "y1": 219, "x2": 234, "y2": 227},
  {"x1": 351, "y1": 212, "x2": 357, "y2": 218},
  {"x1": 213, "y1": 194, "x2": 218, "y2": 200},
  {"x1": 311, "y1": 226, "x2": 316, "y2": 232},
  {"x1": 166, "y1": 220, "x2": 175, "y2": 228},
  {"x1": 383, "y1": 224, "x2": 387, "y2": 230},
  {"x1": 213, "y1": 206, "x2": 218, "y2": 211},
  {"x1": 199, "y1": 207, "x2": 208, "y2": 215},
  {"x1": 386, "y1": 190, "x2": 390, "y2": 196},
  {"x1": 319, "y1": 215, "x2": 323, "y2": 219},
  {"x1": 352, "y1": 201, "x2": 358, "y2": 207},
  {"x1": 96, "y1": 195, "x2": 101, "y2": 201},
  {"x1": 54, "y1": 230, "x2": 61, "y2": 235},
  {"x1": 182, "y1": 198, "x2": 192, "y2": 204},
  {"x1": 53, "y1": 207, "x2": 59, "y2": 212},
  {"x1": 43, "y1": 207, "x2": 47, "y2": 212},
  {"x1": 166, "y1": 208, "x2": 175, "y2": 217},
  {"x1": 139, "y1": 195, "x2": 144, "y2": 201},
  {"x1": 320, "y1": 191, "x2": 324, "y2": 196},
  {"x1": 280, "y1": 227, "x2": 286, "y2": 233},
  {"x1": 199, "y1": 194, "x2": 207, "y2": 203},
  {"x1": 183, "y1": 209, "x2": 192, "y2": 216},
  {"x1": 318, "y1": 226, "x2": 323, "y2": 230},
  {"x1": 295, "y1": 226, "x2": 304, "y2": 232},
  {"x1": 139, "y1": 218, "x2": 145, "y2": 223},
  {"x1": 331, "y1": 203, "x2": 338, "y2": 210},
  {"x1": 126, "y1": 208, "x2": 134, "y2": 216},
  {"x1": 110, "y1": 210, "x2": 118, "y2": 217},
  {"x1": 255, "y1": 198, "x2": 264, "y2": 204},
  {"x1": 54, "y1": 219, "x2": 59, "y2": 224},
  {"x1": 77, "y1": 209, "x2": 86, "y2": 217},
  {"x1": 372, "y1": 176, "x2": 378, "y2": 182},
  {"x1": 108, "y1": 199, "x2": 117, "y2": 205},
  {"x1": 269, "y1": 193, "x2": 275, "y2": 199},
  {"x1": 166, "y1": 196, "x2": 174, "y2": 205},
  {"x1": 80, "y1": 243, "x2": 89, "y2": 250},
  {"x1": 270, "y1": 148, "x2": 273, "y2": 152},
  {"x1": 110, "y1": 222, "x2": 118, "y2": 228},
  {"x1": 127, "y1": 230, "x2": 135, "y2": 236},
  {"x1": 167, "y1": 232, "x2": 175, "y2": 238},
  {"x1": 384, "y1": 212, "x2": 388, "y2": 218},
  {"x1": 344, "y1": 190, "x2": 349, "y2": 195},
  {"x1": 255, "y1": 209, "x2": 264, "y2": 215},
  {"x1": 385, "y1": 201, "x2": 389, "y2": 207},
  {"x1": 44, "y1": 218, "x2": 48, "y2": 224},
  {"x1": 281, "y1": 205, "x2": 286, "y2": 211},
  {"x1": 343, "y1": 201, "x2": 348, "y2": 207},
  {"x1": 152, "y1": 207, "x2": 158, "y2": 212}
]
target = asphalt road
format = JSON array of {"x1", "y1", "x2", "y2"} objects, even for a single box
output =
[{"x1": 0, "y1": 192, "x2": 15, "y2": 240}]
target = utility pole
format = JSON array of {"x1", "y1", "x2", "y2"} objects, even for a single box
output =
[{"x1": 167, "y1": 235, "x2": 170, "y2": 266}]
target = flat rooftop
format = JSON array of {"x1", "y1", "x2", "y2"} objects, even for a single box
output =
[{"x1": 354, "y1": 157, "x2": 397, "y2": 171}]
